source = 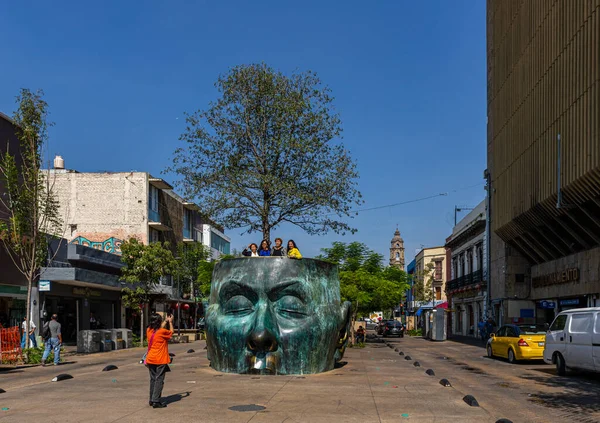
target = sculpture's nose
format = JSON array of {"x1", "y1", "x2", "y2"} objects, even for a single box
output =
[
  {"x1": 247, "y1": 303, "x2": 278, "y2": 353},
  {"x1": 247, "y1": 329, "x2": 278, "y2": 353}
]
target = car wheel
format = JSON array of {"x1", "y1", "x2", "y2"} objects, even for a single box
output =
[
  {"x1": 507, "y1": 349, "x2": 517, "y2": 364},
  {"x1": 555, "y1": 353, "x2": 566, "y2": 376},
  {"x1": 487, "y1": 345, "x2": 494, "y2": 358}
]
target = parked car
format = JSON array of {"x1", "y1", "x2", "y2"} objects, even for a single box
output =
[
  {"x1": 486, "y1": 324, "x2": 546, "y2": 363},
  {"x1": 383, "y1": 320, "x2": 404, "y2": 338},
  {"x1": 376, "y1": 320, "x2": 390, "y2": 335},
  {"x1": 365, "y1": 321, "x2": 378, "y2": 331},
  {"x1": 543, "y1": 307, "x2": 600, "y2": 376}
]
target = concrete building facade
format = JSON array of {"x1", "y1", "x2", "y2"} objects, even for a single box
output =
[
  {"x1": 487, "y1": 1, "x2": 600, "y2": 325},
  {"x1": 445, "y1": 200, "x2": 487, "y2": 338},
  {"x1": 412, "y1": 246, "x2": 447, "y2": 308},
  {"x1": 44, "y1": 159, "x2": 231, "y2": 326}
]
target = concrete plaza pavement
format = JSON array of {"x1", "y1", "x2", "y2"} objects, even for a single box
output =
[{"x1": 1, "y1": 335, "x2": 598, "y2": 422}]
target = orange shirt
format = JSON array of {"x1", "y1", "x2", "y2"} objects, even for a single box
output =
[{"x1": 145, "y1": 328, "x2": 173, "y2": 365}]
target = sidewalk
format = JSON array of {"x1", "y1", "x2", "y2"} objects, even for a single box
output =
[{"x1": 0, "y1": 339, "x2": 493, "y2": 423}]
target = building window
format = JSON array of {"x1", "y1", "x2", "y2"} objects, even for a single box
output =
[
  {"x1": 434, "y1": 260, "x2": 442, "y2": 281},
  {"x1": 395, "y1": 252, "x2": 400, "y2": 261},
  {"x1": 149, "y1": 228, "x2": 160, "y2": 243},
  {"x1": 211, "y1": 232, "x2": 230, "y2": 255},
  {"x1": 435, "y1": 287, "x2": 441, "y2": 300},
  {"x1": 467, "y1": 250, "x2": 473, "y2": 274},
  {"x1": 452, "y1": 258, "x2": 458, "y2": 280},
  {"x1": 149, "y1": 185, "x2": 159, "y2": 222},
  {"x1": 183, "y1": 209, "x2": 193, "y2": 239},
  {"x1": 476, "y1": 243, "x2": 483, "y2": 272},
  {"x1": 396, "y1": 243, "x2": 400, "y2": 248}
]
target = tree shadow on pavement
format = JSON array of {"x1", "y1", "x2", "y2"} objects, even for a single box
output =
[
  {"x1": 162, "y1": 391, "x2": 191, "y2": 405},
  {"x1": 520, "y1": 371, "x2": 600, "y2": 415}
]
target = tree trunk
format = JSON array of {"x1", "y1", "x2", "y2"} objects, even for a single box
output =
[
  {"x1": 24, "y1": 276, "x2": 32, "y2": 350},
  {"x1": 262, "y1": 222, "x2": 270, "y2": 244}
]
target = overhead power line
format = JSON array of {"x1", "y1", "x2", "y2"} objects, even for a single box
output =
[{"x1": 327, "y1": 182, "x2": 485, "y2": 217}]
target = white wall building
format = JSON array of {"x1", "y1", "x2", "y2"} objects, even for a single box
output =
[{"x1": 445, "y1": 200, "x2": 487, "y2": 338}]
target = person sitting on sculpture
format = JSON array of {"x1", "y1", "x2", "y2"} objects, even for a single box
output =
[
  {"x1": 287, "y1": 240, "x2": 302, "y2": 259},
  {"x1": 271, "y1": 238, "x2": 286, "y2": 257},
  {"x1": 242, "y1": 243, "x2": 259, "y2": 257},
  {"x1": 258, "y1": 240, "x2": 271, "y2": 256}
]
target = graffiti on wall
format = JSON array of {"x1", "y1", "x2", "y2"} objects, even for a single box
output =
[{"x1": 70, "y1": 236, "x2": 123, "y2": 255}]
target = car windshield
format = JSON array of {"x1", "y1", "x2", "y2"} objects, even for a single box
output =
[
  {"x1": 386, "y1": 321, "x2": 402, "y2": 327},
  {"x1": 518, "y1": 325, "x2": 546, "y2": 334}
]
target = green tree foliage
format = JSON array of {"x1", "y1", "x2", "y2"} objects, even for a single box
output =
[
  {"x1": 0, "y1": 89, "x2": 62, "y2": 348},
  {"x1": 173, "y1": 242, "x2": 210, "y2": 297},
  {"x1": 120, "y1": 238, "x2": 176, "y2": 342},
  {"x1": 413, "y1": 262, "x2": 435, "y2": 303},
  {"x1": 167, "y1": 63, "x2": 363, "y2": 241},
  {"x1": 318, "y1": 242, "x2": 408, "y2": 343}
]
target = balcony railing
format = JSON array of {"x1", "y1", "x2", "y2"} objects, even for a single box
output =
[{"x1": 446, "y1": 269, "x2": 484, "y2": 292}]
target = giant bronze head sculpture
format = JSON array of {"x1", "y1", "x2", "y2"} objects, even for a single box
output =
[{"x1": 205, "y1": 258, "x2": 351, "y2": 375}]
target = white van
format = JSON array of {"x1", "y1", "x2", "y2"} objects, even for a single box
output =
[{"x1": 543, "y1": 307, "x2": 600, "y2": 375}]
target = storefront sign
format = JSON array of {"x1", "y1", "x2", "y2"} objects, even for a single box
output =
[
  {"x1": 72, "y1": 287, "x2": 102, "y2": 297},
  {"x1": 39, "y1": 280, "x2": 51, "y2": 292},
  {"x1": 537, "y1": 300, "x2": 556, "y2": 309},
  {"x1": 559, "y1": 298, "x2": 580, "y2": 306},
  {"x1": 532, "y1": 268, "x2": 579, "y2": 288}
]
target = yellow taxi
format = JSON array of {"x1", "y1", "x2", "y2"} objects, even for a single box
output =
[{"x1": 486, "y1": 324, "x2": 546, "y2": 363}]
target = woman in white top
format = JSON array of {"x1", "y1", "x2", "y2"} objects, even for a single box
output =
[{"x1": 242, "y1": 243, "x2": 259, "y2": 257}]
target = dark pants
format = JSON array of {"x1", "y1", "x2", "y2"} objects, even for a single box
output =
[{"x1": 148, "y1": 364, "x2": 169, "y2": 403}]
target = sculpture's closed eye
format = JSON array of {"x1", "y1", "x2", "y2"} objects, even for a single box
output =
[
  {"x1": 223, "y1": 295, "x2": 254, "y2": 316},
  {"x1": 276, "y1": 295, "x2": 308, "y2": 318}
]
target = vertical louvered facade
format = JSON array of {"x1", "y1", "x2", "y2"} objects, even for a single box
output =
[{"x1": 487, "y1": 1, "x2": 600, "y2": 323}]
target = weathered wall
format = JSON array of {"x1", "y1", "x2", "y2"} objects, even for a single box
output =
[{"x1": 49, "y1": 171, "x2": 149, "y2": 244}]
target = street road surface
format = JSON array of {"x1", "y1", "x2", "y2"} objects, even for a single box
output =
[{"x1": 0, "y1": 335, "x2": 599, "y2": 422}]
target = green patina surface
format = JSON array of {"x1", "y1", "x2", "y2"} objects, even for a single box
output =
[{"x1": 206, "y1": 258, "x2": 350, "y2": 375}]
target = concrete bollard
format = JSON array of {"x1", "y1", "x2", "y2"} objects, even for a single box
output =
[
  {"x1": 463, "y1": 395, "x2": 479, "y2": 407},
  {"x1": 51, "y1": 374, "x2": 73, "y2": 382},
  {"x1": 102, "y1": 365, "x2": 118, "y2": 372}
]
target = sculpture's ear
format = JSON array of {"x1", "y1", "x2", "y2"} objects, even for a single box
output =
[{"x1": 334, "y1": 301, "x2": 352, "y2": 362}]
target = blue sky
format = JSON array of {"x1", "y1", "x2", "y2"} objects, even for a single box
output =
[{"x1": 0, "y1": 0, "x2": 486, "y2": 263}]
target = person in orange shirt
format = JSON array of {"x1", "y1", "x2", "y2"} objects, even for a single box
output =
[{"x1": 146, "y1": 313, "x2": 173, "y2": 408}]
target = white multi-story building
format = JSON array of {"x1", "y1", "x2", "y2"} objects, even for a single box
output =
[{"x1": 445, "y1": 200, "x2": 487, "y2": 338}]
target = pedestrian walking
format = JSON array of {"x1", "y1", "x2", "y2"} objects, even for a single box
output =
[
  {"x1": 21, "y1": 317, "x2": 37, "y2": 349},
  {"x1": 146, "y1": 313, "x2": 173, "y2": 408},
  {"x1": 41, "y1": 314, "x2": 62, "y2": 366}
]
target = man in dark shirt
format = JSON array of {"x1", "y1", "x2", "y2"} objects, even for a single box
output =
[{"x1": 41, "y1": 314, "x2": 62, "y2": 366}]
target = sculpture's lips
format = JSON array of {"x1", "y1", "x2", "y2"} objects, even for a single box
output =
[{"x1": 246, "y1": 353, "x2": 281, "y2": 375}]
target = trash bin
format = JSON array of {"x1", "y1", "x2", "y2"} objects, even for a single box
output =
[
  {"x1": 77, "y1": 330, "x2": 100, "y2": 353},
  {"x1": 97, "y1": 330, "x2": 113, "y2": 352},
  {"x1": 116, "y1": 328, "x2": 133, "y2": 349},
  {"x1": 110, "y1": 329, "x2": 126, "y2": 350}
]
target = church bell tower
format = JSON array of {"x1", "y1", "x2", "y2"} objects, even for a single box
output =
[{"x1": 389, "y1": 228, "x2": 405, "y2": 269}]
